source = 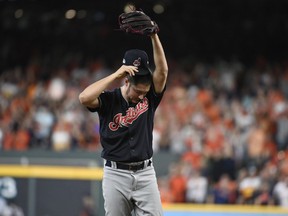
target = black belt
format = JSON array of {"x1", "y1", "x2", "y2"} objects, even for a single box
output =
[{"x1": 105, "y1": 160, "x2": 152, "y2": 171}]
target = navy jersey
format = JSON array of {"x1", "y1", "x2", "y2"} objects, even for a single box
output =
[{"x1": 88, "y1": 85, "x2": 165, "y2": 162}]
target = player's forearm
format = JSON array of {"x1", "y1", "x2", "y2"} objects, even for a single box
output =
[
  {"x1": 151, "y1": 34, "x2": 168, "y2": 92},
  {"x1": 79, "y1": 73, "x2": 118, "y2": 106},
  {"x1": 151, "y1": 34, "x2": 168, "y2": 76}
]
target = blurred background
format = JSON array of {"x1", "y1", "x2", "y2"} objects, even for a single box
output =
[{"x1": 1, "y1": 0, "x2": 288, "y2": 216}]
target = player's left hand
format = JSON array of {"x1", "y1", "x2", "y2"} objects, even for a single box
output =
[{"x1": 118, "y1": 10, "x2": 159, "y2": 36}]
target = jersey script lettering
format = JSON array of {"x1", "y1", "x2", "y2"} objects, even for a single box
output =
[{"x1": 109, "y1": 98, "x2": 149, "y2": 131}]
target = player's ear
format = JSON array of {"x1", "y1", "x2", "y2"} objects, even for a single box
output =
[{"x1": 124, "y1": 77, "x2": 129, "y2": 86}]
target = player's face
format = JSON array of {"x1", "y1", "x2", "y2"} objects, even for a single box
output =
[{"x1": 127, "y1": 83, "x2": 150, "y2": 104}]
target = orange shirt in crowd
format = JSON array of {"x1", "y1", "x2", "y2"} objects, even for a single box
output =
[
  {"x1": 169, "y1": 174, "x2": 187, "y2": 202},
  {"x1": 3, "y1": 130, "x2": 30, "y2": 151}
]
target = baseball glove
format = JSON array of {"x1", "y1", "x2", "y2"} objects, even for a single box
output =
[{"x1": 118, "y1": 10, "x2": 159, "y2": 36}]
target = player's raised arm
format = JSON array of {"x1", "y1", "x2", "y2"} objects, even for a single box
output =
[
  {"x1": 118, "y1": 9, "x2": 168, "y2": 94},
  {"x1": 78, "y1": 65, "x2": 138, "y2": 108},
  {"x1": 150, "y1": 34, "x2": 168, "y2": 94}
]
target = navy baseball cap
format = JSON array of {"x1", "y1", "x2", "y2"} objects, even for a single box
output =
[{"x1": 122, "y1": 49, "x2": 152, "y2": 76}]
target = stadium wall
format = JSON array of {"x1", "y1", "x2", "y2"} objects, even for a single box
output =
[{"x1": 0, "y1": 151, "x2": 287, "y2": 216}]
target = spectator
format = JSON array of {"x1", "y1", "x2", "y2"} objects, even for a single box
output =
[
  {"x1": 254, "y1": 181, "x2": 274, "y2": 206},
  {"x1": 168, "y1": 163, "x2": 187, "y2": 203},
  {"x1": 51, "y1": 121, "x2": 72, "y2": 151},
  {"x1": 186, "y1": 168, "x2": 208, "y2": 203},
  {"x1": 158, "y1": 177, "x2": 173, "y2": 204},
  {"x1": 207, "y1": 174, "x2": 237, "y2": 204},
  {"x1": 238, "y1": 166, "x2": 262, "y2": 204},
  {"x1": 32, "y1": 105, "x2": 54, "y2": 149},
  {"x1": 272, "y1": 175, "x2": 288, "y2": 208}
]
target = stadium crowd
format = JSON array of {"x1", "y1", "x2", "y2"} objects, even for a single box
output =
[{"x1": 0, "y1": 54, "x2": 288, "y2": 208}]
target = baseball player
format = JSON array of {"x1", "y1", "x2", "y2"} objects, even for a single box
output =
[{"x1": 79, "y1": 11, "x2": 168, "y2": 216}]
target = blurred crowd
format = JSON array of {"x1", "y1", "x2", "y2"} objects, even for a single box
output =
[
  {"x1": 156, "y1": 57, "x2": 288, "y2": 208},
  {"x1": 0, "y1": 55, "x2": 288, "y2": 208}
]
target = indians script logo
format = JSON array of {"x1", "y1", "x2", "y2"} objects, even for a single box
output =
[{"x1": 109, "y1": 98, "x2": 148, "y2": 131}]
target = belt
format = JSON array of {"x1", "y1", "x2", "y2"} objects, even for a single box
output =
[{"x1": 105, "y1": 159, "x2": 152, "y2": 171}]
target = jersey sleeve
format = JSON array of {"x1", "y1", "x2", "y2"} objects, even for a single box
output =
[
  {"x1": 87, "y1": 91, "x2": 113, "y2": 115},
  {"x1": 150, "y1": 83, "x2": 166, "y2": 109}
]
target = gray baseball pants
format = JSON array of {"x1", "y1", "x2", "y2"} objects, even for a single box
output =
[{"x1": 102, "y1": 162, "x2": 163, "y2": 216}]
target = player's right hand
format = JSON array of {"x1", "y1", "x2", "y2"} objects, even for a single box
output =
[{"x1": 115, "y1": 65, "x2": 138, "y2": 78}]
